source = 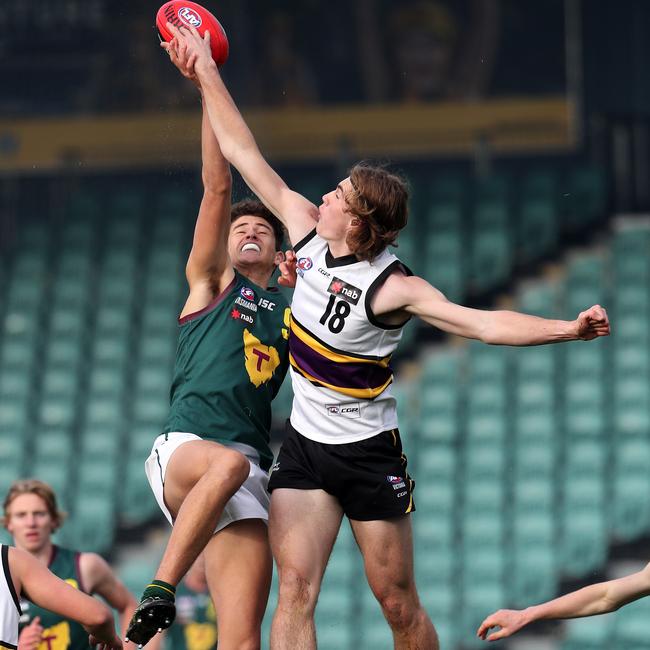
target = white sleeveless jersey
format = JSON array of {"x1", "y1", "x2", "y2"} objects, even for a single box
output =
[
  {"x1": 289, "y1": 230, "x2": 410, "y2": 443},
  {"x1": 0, "y1": 545, "x2": 20, "y2": 649}
]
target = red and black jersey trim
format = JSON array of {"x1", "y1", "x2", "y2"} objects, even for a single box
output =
[
  {"x1": 178, "y1": 275, "x2": 237, "y2": 325},
  {"x1": 2, "y1": 545, "x2": 21, "y2": 615}
]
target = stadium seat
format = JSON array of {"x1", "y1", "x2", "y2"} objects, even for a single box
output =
[
  {"x1": 517, "y1": 196, "x2": 558, "y2": 264},
  {"x1": 561, "y1": 613, "x2": 612, "y2": 650},
  {"x1": 513, "y1": 476, "x2": 555, "y2": 514},
  {"x1": 510, "y1": 544, "x2": 557, "y2": 606},
  {"x1": 612, "y1": 473, "x2": 650, "y2": 540},
  {"x1": 560, "y1": 508, "x2": 607, "y2": 576},
  {"x1": 611, "y1": 594, "x2": 650, "y2": 646},
  {"x1": 564, "y1": 165, "x2": 607, "y2": 230}
]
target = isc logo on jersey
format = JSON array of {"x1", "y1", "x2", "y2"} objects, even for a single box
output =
[
  {"x1": 179, "y1": 7, "x2": 202, "y2": 27},
  {"x1": 328, "y1": 277, "x2": 362, "y2": 305}
]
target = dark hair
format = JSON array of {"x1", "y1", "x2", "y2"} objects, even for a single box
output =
[
  {"x1": 231, "y1": 199, "x2": 285, "y2": 251},
  {"x1": 345, "y1": 163, "x2": 409, "y2": 262},
  {"x1": 2, "y1": 479, "x2": 67, "y2": 531}
]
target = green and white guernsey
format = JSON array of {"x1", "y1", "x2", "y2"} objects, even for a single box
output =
[
  {"x1": 164, "y1": 270, "x2": 291, "y2": 471},
  {"x1": 19, "y1": 546, "x2": 88, "y2": 650},
  {"x1": 166, "y1": 582, "x2": 217, "y2": 650}
]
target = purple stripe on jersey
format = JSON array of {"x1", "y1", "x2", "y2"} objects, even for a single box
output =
[{"x1": 289, "y1": 329, "x2": 392, "y2": 391}]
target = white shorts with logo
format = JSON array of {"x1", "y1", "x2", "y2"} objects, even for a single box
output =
[{"x1": 145, "y1": 432, "x2": 270, "y2": 533}]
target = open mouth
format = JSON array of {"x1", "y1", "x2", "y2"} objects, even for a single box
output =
[{"x1": 241, "y1": 243, "x2": 261, "y2": 253}]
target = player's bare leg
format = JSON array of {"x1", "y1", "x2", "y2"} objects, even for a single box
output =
[
  {"x1": 269, "y1": 488, "x2": 343, "y2": 650},
  {"x1": 351, "y1": 516, "x2": 439, "y2": 650},
  {"x1": 126, "y1": 440, "x2": 250, "y2": 646},
  {"x1": 204, "y1": 518, "x2": 272, "y2": 650}
]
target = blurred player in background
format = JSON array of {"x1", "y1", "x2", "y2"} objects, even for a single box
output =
[
  {"x1": 0, "y1": 542, "x2": 122, "y2": 650},
  {"x1": 478, "y1": 561, "x2": 650, "y2": 642},
  {"x1": 2, "y1": 479, "x2": 141, "y2": 650},
  {"x1": 163, "y1": 23, "x2": 611, "y2": 650},
  {"x1": 163, "y1": 555, "x2": 217, "y2": 650},
  {"x1": 126, "y1": 61, "x2": 297, "y2": 648}
]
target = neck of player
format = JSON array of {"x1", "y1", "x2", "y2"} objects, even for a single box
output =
[{"x1": 234, "y1": 263, "x2": 274, "y2": 289}]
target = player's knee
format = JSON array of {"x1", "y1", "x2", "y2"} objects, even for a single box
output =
[
  {"x1": 208, "y1": 448, "x2": 250, "y2": 488},
  {"x1": 376, "y1": 587, "x2": 418, "y2": 632},
  {"x1": 277, "y1": 567, "x2": 317, "y2": 613}
]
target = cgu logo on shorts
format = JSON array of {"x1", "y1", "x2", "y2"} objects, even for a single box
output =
[
  {"x1": 179, "y1": 7, "x2": 202, "y2": 27},
  {"x1": 326, "y1": 403, "x2": 361, "y2": 418}
]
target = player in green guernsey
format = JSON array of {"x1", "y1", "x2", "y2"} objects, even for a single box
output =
[
  {"x1": 2, "y1": 480, "x2": 140, "y2": 650},
  {"x1": 2, "y1": 545, "x2": 122, "y2": 650},
  {"x1": 163, "y1": 555, "x2": 217, "y2": 650},
  {"x1": 126, "y1": 64, "x2": 298, "y2": 649}
]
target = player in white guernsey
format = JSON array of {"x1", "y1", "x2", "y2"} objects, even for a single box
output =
[
  {"x1": 0, "y1": 543, "x2": 122, "y2": 649},
  {"x1": 164, "y1": 25, "x2": 611, "y2": 650}
]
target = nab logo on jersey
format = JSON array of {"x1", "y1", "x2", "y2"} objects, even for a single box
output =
[
  {"x1": 241, "y1": 287, "x2": 255, "y2": 301},
  {"x1": 328, "y1": 277, "x2": 362, "y2": 305}
]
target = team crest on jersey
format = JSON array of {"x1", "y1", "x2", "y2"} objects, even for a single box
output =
[
  {"x1": 243, "y1": 328, "x2": 281, "y2": 387},
  {"x1": 328, "y1": 277, "x2": 362, "y2": 305},
  {"x1": 297, "y1": 257, "x2": 313, "y2": 277},
  {"x1": 241, "y1": 287, "x2": 256, "y2": 301}
]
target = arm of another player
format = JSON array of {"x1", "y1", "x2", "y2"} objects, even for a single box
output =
[
  {"x1": 78, "y1": 552, "x2": 148, "y2": 649},
  {"x1": 163, "y1": 24, "x2": 318, "y2": 247},
  {"x1": 374, "y1": 273, "x2": 610, "y2": 345},
  {"x1": 478, "y1": 562, "x2": 650, "y2": 641},
  {"x1": 10, "y1": 548, "x2": 122, "y2": 649}
]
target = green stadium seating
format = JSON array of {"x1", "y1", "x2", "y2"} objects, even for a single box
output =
[
  {"x1": 611, "y1": 595, "x2": 650, "y2": 646},
  {"x1": 560, "y1": 508, "x2": 607, "y2": 576},
  {"x1": 510, "y1": 544, "x2": 557, "y2": 606},
  {"x1": 564, "y1": 165, "x2": 607, "y2": 230},
  {"x1": 517, "y1": 196, "x2": 558, "y2": 263},
  {"x1": 561, "y1": 614, "x2": 612, "y2": 650}
]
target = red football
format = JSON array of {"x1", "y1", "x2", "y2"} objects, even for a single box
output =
[{"x1": 156, "y1": 1, "x2": 229, "y2": 67}]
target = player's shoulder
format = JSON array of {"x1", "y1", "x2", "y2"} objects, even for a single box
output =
[{"x1": 78, "y1": 551, "x2": 112, "y2": 585}]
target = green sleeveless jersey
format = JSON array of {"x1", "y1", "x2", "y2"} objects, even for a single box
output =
[
  {"x1": 164, "y1": 271, "x2": 290, "y2": 471},
  {"x1": 165, "y1": 583, "x2": 217, "y2": 650},
  {"x1": 19, "y1": 546, "x2": 88, "y2": 650}
]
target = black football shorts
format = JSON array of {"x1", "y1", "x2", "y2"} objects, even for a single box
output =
[{"x1": 268, "y1": 421, "x2": 416, "y2": 520}]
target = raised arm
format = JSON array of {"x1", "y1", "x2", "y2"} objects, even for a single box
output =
[
  {"x1": 478, "y1": 563, "x2": 650, "y2": 642},
  {"x1": 11, "y1": 547, "x2": 122, "y2": 649},
  {"x1": 374, "y1": 273, "x2": 610, "y2": 345},
  {"x1": 163, "y1": 24, "x2": 318, "y2": 246},
  {"x1": 172, "y1": 80, "x2": 236, "y2": 323}
]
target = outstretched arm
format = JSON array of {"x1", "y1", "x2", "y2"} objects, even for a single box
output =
[
  {"x1": 11, "y1": 547, "x2": 122, "y2": 649},
  {"x1": 478, "y1": 563, "x2": 650, "y2": 642},
  {"x1": 374, "y1": 273, "x2": 610, "y2": 345},
  {"x1": 163, "y1": 24, "x2": 318, "y2": 246},
  {"x1": 178, "y1": 83, "x2": 236, "y2": 319}
]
